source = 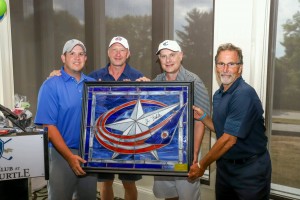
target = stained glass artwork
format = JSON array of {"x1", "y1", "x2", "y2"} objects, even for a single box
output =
[{"x1": 80, "y1": 82, "x2": 194, "y2": 176}]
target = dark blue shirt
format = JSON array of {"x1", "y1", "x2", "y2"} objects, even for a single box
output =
[
  {"x1": 88, "y1": 63, "x2": 143, "y2": 81},
  {"x1": 213, "y1": 77, "x2": 267, "y2": 159},
  {"x1": 88, "y1": 63, "x2": 143, "y2": 119}
]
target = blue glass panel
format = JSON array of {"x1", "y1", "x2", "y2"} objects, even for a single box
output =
[{"x1": 80, "y1": 82, "x2": 192, "y2": 175}]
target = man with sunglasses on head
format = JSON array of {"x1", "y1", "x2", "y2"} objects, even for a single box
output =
[{"x1": 188, "y1": 43, "x2": 271, "y2": 200}]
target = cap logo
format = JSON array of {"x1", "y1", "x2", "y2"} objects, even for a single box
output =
[
  {"x1": 115, "y1": 37, "x2": 123, "y2": 41},
  {"x1": 109, "y1": 36, "x2": 129, "y2": 49},
  {"x1": 163, "y1": 41, "x2": 169, "y2": 46}
]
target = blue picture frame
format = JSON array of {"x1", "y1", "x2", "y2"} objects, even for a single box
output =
[{"x1": 80, "y1": 81, "x2": 194, "y2": 176}]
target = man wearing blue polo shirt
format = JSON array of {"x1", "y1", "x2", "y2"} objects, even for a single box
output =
[
  {"x1": 35, "y1": 39, "x2": 97, "y2": 200},
  {"x1": 188, "y1": 43, "x2": 271, "y2": 200}
]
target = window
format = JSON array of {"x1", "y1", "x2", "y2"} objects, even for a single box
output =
[
  {"x1": 174, "y1": 0, "x2": 214, "y2": 183},
  {"x1": 268, "y1": 0, "x2": 300, "y2": 198}
]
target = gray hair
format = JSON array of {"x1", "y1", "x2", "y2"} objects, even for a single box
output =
[{"x1": 214, "y1": 43, "x2": 243, "y2": 64}]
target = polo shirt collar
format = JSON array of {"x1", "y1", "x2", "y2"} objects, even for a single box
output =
[
  {"x1": 122, "y1": 63, "x2": 133, "y2": 78},
  {"x1": 176, "y1": 65, "x2": 186, "y2": 81},
  {"x1": 60, "y1": 66, "x2": 86, "y2": 83},
  {"x1": 161, "y1": 65, "x2": 185, "y2": 81},
  {"x1": 104, "y1": 63, "x2": 131, "y2": 79}
]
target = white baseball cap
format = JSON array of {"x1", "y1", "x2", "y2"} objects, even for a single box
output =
[
  {"x1": 156, "y1": 40, "x2": 181, "y2": 55},
  {"x1": 62, "y1": 39, "x2": 86, "y2": 54},
  {"x1": 109, "y1": 36, "x2": 129, "y2": 49}
]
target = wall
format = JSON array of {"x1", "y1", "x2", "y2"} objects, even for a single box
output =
[{"x1": 214, "y1": 0, "x2": 270, "y2": 110}]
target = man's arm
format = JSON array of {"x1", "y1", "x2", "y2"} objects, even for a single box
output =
[
  {"x1": 44, "y1": 124, "x2": 87, "y2": 176},
  {"x1": 188, "y1": 133, "x2": 237, "y2": 180},
  {"x1": 48, "y1": 69, "x2": 62, "y2": 78},
  {"x1": 193, "y1": 105, "x2": 215, "y2": 132},
  {"x1": 192, "y1": 120, "x2": 205, "y2": 164}
]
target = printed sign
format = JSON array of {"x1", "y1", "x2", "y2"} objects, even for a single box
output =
[{"x1": 0, "y1": 133, "x2": 47, "y2": 181}]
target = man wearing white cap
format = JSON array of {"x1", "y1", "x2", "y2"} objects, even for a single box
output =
[
  {"x1": 89, "y1": 36, "x2": 143, "y2": 200},
  {"x1": 48, "y1": 36, "x2": 143, "y2": 200},
  {"x1": 139, "y1": 40, "x2": 210, "y2": 200},
  {"x1": 88, "y1": 36, "x2": 143, "y2": 82},
  {"x1": 35, "y1": 39, "x2": 97, "y2": 200}
]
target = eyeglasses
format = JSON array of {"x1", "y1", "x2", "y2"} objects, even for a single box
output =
[
  {"x1": 159, "y1": 53, "x2": 177, "y2": 61},
  {"x1": 216, "y1": 62, "x2": 240, "y2": 68}
]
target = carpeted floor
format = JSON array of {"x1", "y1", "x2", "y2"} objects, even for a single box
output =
[{"x1": 31, "y1": 186, "x2": 123, "y2": 200}]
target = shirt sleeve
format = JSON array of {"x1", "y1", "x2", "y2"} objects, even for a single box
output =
[
  {"x1": 34, "y1": 79, "x2": 59, "y2": 126},
  {"x1": 194, "y1": 80, "x2": 210, "y2": 115}
]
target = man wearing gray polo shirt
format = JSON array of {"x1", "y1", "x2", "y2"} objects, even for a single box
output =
[{"x1": 140, "y1": 40, "x2": 210, "y2": 200}]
